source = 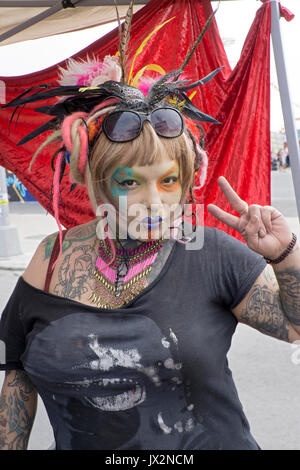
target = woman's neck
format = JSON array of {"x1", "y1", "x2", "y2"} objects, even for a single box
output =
[{"x1": 114, "y1": 235, "x2": 145, "y2": 251}]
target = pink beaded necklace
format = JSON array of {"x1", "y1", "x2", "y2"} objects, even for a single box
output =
[{"x1": 89, "y1": 237, "x2": 164, "y2": 309}]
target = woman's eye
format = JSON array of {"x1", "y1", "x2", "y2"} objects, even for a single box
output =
[
  {"x1": 117, "y1": 179, "x2": 138, "y2": 189},
  {"x1": 163, "y1": 176, "x2": 178, "y2": 184}
]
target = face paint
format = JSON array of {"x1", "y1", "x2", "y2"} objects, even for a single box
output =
[
  {"x1": 157, "y1": 161, "x2": 181, "y2": 194},
  {"x1": 107, "y1": 156, "x2": 183, "y2": 242},
  {"x1": 110, "y1": 167, "x2": 136, "y2": 200}
]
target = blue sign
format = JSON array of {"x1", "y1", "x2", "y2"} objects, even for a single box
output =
[{"x1": 5, "y1": 170, "x2": 36, "y2": 202}]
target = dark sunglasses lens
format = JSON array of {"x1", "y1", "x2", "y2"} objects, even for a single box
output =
[
  {"x1": 151, "y1": 108, "x2": 183, "y2": 137},
  {"x1": 104, "y1": 111, "x2": 141, "y2": 141}
]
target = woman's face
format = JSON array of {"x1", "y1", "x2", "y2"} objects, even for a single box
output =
[{"x1": 104, "y1": 152, "x2": 183, "y2": 242}]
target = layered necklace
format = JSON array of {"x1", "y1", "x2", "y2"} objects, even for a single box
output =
[{"x1": 89, "y1": 237, "x2": 164, "y2": 309}]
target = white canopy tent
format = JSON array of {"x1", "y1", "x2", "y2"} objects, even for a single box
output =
[
  {"x1": 0, "y1": 1, "x2": 148, "y2": 46},
  {"x1": 0, "y1": 1, "x2": 243, "y2": 46}
]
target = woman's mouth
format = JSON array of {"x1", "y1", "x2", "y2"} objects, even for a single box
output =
[{"x1": 141, "y1": 216, "x2": 163, "y2": 229}]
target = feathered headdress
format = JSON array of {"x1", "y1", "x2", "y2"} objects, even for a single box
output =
[
  {"x1": 4, "y1": 1, "x2": 221, "y2": 144},
  {"x1": 2, "y1": 0, "x2": 221, "y2": 267}
]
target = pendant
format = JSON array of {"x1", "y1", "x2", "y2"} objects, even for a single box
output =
[{"x1": 115, "y1": 259, "x2": 129, "y2": 297}]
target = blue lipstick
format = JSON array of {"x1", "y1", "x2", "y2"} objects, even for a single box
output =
[{"x1": 142, "y1": 216, "x2": 163, "y2": 229}]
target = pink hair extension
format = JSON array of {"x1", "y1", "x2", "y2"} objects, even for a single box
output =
[
  {"x1": 61, "y1": 112, "x2": 88, "y2": 152},
  {"x1": 51, "y1": 150, "x2": 64, "y2": 271},
  {"x1": 89, "y1": 98, "x2": 120, "y2": 116},
  {"x1": 86, "y1": 106, "x2": 116, "y2": 127},
  {"x1": 78, "y1": 125, "x2": 88, "y2": 176}
]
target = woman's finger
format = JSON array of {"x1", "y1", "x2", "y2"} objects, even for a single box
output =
[
  {"x1": 207, "y1": 203, "x2": 240, "y2": 230},
  {"x1": 260, "y1": 206, "x2": 273, "y2": 234},
  {"x1": 217, "y1": 176, "x2": 249, "y2": 216},
  {"x1": 247, "y1": 205, "x2": 265, "y2": 238}
]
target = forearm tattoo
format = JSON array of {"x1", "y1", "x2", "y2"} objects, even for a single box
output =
[
  {"x1": 275, "y1": 267, "x2": 300, "y2": 327},
  {"x1": 240, "y1": 267, "x2": 290, "y2": 342},
  {"x1": 0, "y1": 370, "x2": 36, "y2": 450}
]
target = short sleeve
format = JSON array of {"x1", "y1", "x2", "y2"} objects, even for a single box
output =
[
  {"x1": 0, "y1": 277, "x2": 25, "y2": 371},
  {"x1": 213, "y1": 227, "x2": 267, "y2": 310}
]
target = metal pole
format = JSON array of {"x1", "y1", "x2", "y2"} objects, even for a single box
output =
[
  {"x1": 0, "y1": 166, "x2": 22, "y2": 257},
  {"x1": 270, "y1": 0, "x2": 300, "y2": 223}
]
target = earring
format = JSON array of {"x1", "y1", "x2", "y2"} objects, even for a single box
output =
[
  {"x1": 181, "y1": 204, "x2": 199, "y2": 236},
  {"x1": 170, "y1": 201, "x2": 199, "y2": 244}
]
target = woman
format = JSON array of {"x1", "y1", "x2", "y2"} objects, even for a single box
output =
[{"x1": 1, "y1": 50, "x2": 300, "y2": 450}]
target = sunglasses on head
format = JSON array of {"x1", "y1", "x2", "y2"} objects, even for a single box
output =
[{"x1": 102, "y1": 107, "x2": 185, "y2": 143}]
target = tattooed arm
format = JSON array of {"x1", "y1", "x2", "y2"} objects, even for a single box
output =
[
  {"x1": 271, "y1": 242, "x2": 300, "y2": 337},
  {"x1": 0, "y1": 370, "x2": 37, "y2": 450},
  {"x1": 231, "y1": 243, "x2": 300, "y2": 344}
]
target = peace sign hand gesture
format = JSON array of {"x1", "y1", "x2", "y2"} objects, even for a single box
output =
[{"x1": 207, "y1": 176, "x2": 294, "y2": 260}]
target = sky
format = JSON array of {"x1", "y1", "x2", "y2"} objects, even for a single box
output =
[{"x1": 0, "y1": 0, "x2": 299, "y2": 132}]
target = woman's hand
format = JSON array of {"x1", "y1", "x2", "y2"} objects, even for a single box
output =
[{"x1": 207, "y1": 176, "x2": 294, "y2": 260}]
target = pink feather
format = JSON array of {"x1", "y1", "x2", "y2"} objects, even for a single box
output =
[{"x1": 58, "y1": 55, "x2": 122, "y2": 88}]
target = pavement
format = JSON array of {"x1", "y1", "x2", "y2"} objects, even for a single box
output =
[
  {"x1": 0, "y1": 202, "x2": 59, "y2": 271},
  {"x1": 0, "y1": 167, "x2": 300, "y2": 450}
]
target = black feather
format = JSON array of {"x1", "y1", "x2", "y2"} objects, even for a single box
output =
[
  {"x1": 175, "y1": 67, "x2": 223, "y2": 92},
  {"x1": 17, "y1": 117, "x2": 59, "y2": 146}
]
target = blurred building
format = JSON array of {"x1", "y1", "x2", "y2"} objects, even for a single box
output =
[{"x1": 271, "y1": 130, "x2": 285, "y2": 154}]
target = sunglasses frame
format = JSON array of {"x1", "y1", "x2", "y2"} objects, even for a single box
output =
[{"x1": 102, "y1": 107, "x2": 185, "y2": 143}]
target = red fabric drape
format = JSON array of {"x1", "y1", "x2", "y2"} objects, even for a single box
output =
[
  {"x1": 261, "y1": 0, "x2": 295, "y2": 22},
  {"x1": 0, "y1": 0, "x2": 271, "y2": 242}
]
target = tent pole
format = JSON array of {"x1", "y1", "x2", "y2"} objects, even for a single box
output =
[
  {"x1": 270, "y1": 0, "x2": 300, "y2": 223},
  {"x1": 0, "y1": 0, "x2": 83, "y2": 44}
]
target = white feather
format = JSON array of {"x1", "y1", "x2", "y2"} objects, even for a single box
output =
[{"x1": 57, "y1": 55, "x2": 122, "y2": 87}]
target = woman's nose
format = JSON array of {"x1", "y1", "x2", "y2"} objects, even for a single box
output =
[{"x1": 142, "y1": 183, "x2": 163, "y2": 208}]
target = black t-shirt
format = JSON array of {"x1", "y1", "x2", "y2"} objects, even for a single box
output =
[{"x1": 0, "y1": 227, "x2": 267, "y2": 450}]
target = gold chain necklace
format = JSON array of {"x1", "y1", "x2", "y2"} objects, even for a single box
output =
[{"x1": 89, "y1": 238, "x2": 164, "y2": 309}]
